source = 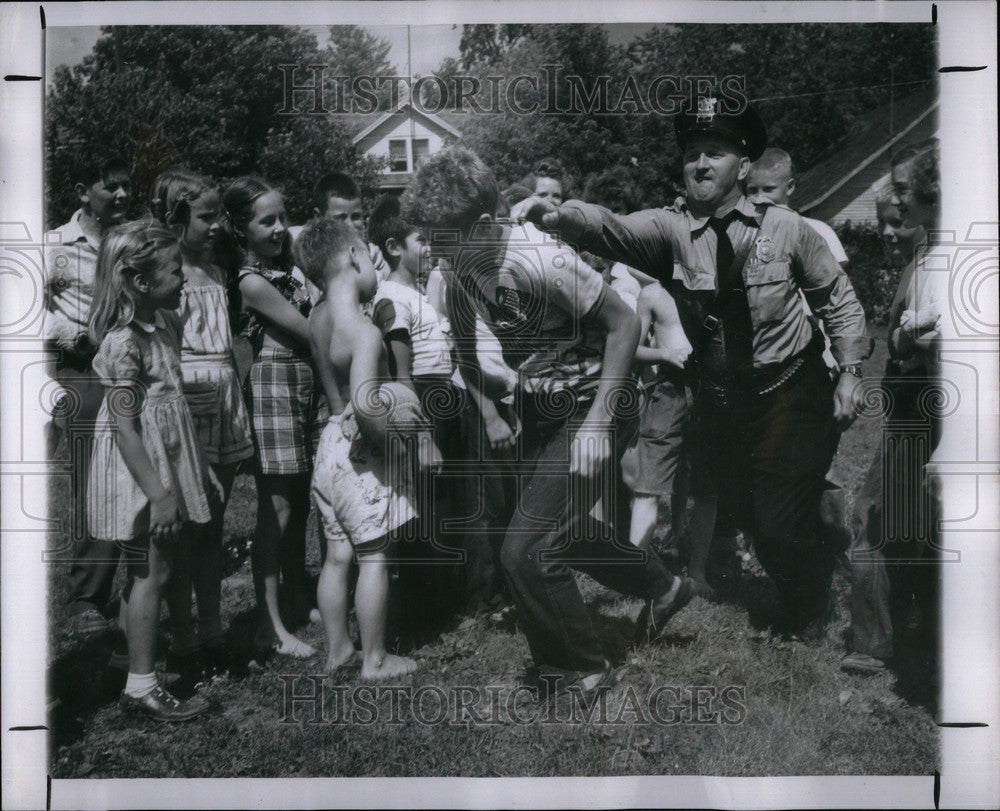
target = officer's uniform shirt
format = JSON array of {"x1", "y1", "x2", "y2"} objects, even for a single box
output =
[{"x1": 557, "y1": 196, "x2": 869, "y2": 379}]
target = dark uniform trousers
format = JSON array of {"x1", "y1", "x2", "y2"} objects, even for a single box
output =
[{"x1": 696, "y1": 347, "x2": 842, "y2": 630}]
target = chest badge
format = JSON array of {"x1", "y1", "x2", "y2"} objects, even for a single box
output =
[{"x1": 755, "y1": 236, "x2": 776, "y2": 263}]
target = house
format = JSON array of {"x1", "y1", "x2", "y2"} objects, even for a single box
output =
[
  {"x1": 796, "y1": 86, "x2": 939, "y2": 227},
  {"x1": 351, "y1": 100, "x2": 462, "y2": 194}
]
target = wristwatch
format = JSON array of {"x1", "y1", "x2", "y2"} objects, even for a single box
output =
[{"x1": 839, "y1": 363, "x2": 863, "y2": 379}]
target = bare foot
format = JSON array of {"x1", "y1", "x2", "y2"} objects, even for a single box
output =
[
  {"x1": 361, "y1": 653, "x2": 417, "y2": 681},
  {"x1": 324, "y1": 642, "x2": 358, "y2": 673},
  {"x1": 274, "y1": 636, "x2": 316, "y2": 659}
]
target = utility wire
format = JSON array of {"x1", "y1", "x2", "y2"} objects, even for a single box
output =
[{"x1": 750, "y1": 78, "x2": 932, "y2": 103}]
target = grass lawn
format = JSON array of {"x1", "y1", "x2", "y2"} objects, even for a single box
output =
[{"x1": 46, "y1": 332, "x2": 939, "y2": 778}]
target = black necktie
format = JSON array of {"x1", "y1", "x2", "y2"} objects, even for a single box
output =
[
  {"x1": 709, "y1": 214, "x2": 737, "y2": 293},
  {"x1": 706, "y1": 212, "x2": 755, "y2": 383}
]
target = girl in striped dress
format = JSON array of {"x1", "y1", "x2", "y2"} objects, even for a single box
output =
[{"x1": 150, "y1": 170, "x2": 255, "y2": 682}]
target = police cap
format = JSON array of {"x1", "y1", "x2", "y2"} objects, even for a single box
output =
[{"x1": 674, "y1": 94, "x2": 767, "y2": 161}]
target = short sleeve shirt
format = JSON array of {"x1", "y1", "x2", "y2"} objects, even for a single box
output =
[
  {"x1": 371, "y1": 279, "x2": 455, "y2": 378},
  {"x1": 803, "y1": 217, "x2": 849, "y2": 264},
  {"x1": 463, "y1": 223, "x2": 608, "y2": 400},
  {"x1": 609, "y1": 263, "x2": 641, "y2": 313}
]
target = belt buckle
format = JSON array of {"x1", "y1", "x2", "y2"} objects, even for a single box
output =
[{"x1": 703, "y1": 314, "x2": 720, "y2": 333}]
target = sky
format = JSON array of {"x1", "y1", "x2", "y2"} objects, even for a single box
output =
[{"x1": 45, "y1": 23, "x2": 656, "y2": 79}]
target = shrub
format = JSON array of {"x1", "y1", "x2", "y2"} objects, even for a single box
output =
[{"x1": 836, "y1": 223, "x2": 902, "y2": 327}]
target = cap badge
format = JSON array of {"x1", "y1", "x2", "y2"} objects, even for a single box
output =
[
  {"x1": 755, "y1": 235, "x2": 776, "y2": 263},
  {"x1": 696, "y1": 96, "x2": 718, "y2": 123}
]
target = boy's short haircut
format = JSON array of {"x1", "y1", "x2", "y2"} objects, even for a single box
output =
[
  {"x1": 403, "y1": 146, "x2": 499, "y2": 233},
  {"x1": 751, "y1": 147, "x2": 795, "y2": 177},
  {"x1": 311, "y1": 172, "x2": 360, "y2": 212},
  {"x1": 368, "y1": 195, "x2": 416, "y2": 269},
  {"x1": 74, "y1": 155, "x2": 131, "y2": 187},
  {"x1": 293, "y1": 216, "x2": 367, "y2": 289}
]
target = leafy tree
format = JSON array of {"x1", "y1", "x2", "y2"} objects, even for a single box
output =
[
  {"x1": 435, "y1": 22, "x2": 936, "y2": 210},
  {"x1": 445, "y1": 26, "x2": 640, "y2": 193},
  {"x1": 45, "y1": 25, "x2": 381, "y2": 226},
  {"x1": 626, "y1": 23, "x2": 938, "y2": 171},
  {"x1": 324, "y1": 25, "x2": 398, "y2": 110},
  {"x1": 457, "y1": 24, "x2": 531, "y2": 70},
  {"x1": 259, "y1": 114, "x2": 383, "y2": 223}
]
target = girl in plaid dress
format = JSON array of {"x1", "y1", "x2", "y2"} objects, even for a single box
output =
[
  {"x1": 218, "y1": 176, "x2": 316, "y2": 659},
  {"x1": 150, "y1": 169, "x2": 255, "y2": 681}
]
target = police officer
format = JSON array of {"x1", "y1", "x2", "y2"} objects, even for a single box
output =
[{"x1": 514, "y1": 94, "x2": 871, "y2": 637}]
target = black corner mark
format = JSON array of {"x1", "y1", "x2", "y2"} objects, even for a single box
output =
[
  {"x1": 47, "y1": 773, "x2": 52, "y2": 811},
  {"x1": 933, "y1": 770, "x2": 940, "y2": 810},
  {"x1": 936, "y1": 721, "x2": 989, "y2": 727},
  {"x1": 40, "y1": 5, "x2": 46, "y2": 30},
  {"x1": 8, "y1": 724, "x2": 48, "y2": 731},
  {"x1": 938, "y1": 66, "x2": 988, "y2": 73},
  {"x1": 4, "y1": 75, "x2": 43, "y2": 81},
  {"x1": 931, "y1": 3, "x2": 937, "y2": 25}
]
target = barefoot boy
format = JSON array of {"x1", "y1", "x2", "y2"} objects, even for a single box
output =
[{"x1": 294, "y1": 217, "x2": 428, "y2": 679}]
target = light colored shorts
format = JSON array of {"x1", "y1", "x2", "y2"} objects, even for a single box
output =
[{"x1": 311, "y1": 404, "x2": 416, "y2": 549}]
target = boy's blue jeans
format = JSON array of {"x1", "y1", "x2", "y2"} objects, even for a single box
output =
[{"x1": 500, "y1": 393, "x2": 675, "y2": 674}]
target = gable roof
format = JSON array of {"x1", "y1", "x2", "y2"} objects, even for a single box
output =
[
  {"x1": 795, "y1": 85, "x2": 938, "y2": 213},
  {"x1": 350, "y1": 100, "x2": 462, "y2": 146}
]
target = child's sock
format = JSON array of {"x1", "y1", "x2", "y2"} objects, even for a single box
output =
[{"x1": 124, "y1": 671, "x2": 158, "y2": 698}]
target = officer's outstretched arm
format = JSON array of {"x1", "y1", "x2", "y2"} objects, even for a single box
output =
[{"x1": 515, "y1": 197, "x2": 675, "y2": 286}]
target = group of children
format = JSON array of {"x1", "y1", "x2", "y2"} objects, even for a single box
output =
[
  {"x1": 48, "y1": 134, "x2": 939, "y2": 722},
  {"x1": 50, "y1": 159, "x2": 532, "y2": 721}
]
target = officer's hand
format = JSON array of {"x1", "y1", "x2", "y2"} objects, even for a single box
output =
[
  {"x1": 510, "y1": 195, "x2": 561, "y2": 231},
  {"x1": 832, "y1": 373, "x2": 861, "y2": 431}
]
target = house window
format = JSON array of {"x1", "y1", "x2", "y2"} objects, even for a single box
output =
[
  {"x1": 412, "y1": 139, "x2": 430, "y2": 169},
  {"x1": 389, "y1": 139, "x2": 408, "y2": 172}
]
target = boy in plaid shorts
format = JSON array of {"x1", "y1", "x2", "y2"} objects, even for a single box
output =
[{"x1": 295, "y1": 216, "x2": 438, "y2": 679}]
